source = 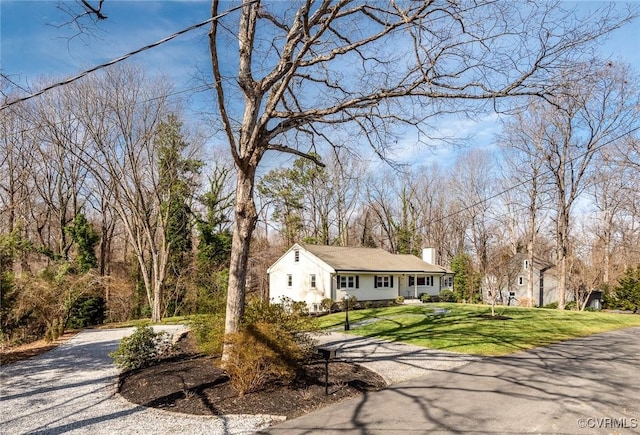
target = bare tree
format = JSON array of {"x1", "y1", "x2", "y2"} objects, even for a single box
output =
[
  {"x1": 501, "y1": 62, "x2": 640, "y2": 309},
  {"x1": 62, "y1": 0, "x2": 637, "y2": 356},
  {"x1": 588, "y1": 150, "x2": 634, "y2": 287},
  {"x1": 500, "y1": 113, "x2": 554, "y2": 304},
  {"x1": 28, "y1": 87, "x2": 91, "y2": 260},
  {"x1": 484, "y1": 245, "x2": 521, "y2": 315},
  {"x1": 450, "y1": 149, "x2": 498, "y2": 277},
  {"x1": 71, "y1": 66, "x2": 198, "y2": 322}
]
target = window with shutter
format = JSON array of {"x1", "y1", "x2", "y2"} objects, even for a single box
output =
[{"x1": 375, "y1": 275, "x2": 392, "y2": 288}]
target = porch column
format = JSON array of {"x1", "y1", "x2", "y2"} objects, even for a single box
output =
[{"x1": 414, "y1": 273, "x2": 418, "y2": 299}]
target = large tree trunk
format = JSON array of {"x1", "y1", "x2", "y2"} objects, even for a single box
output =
[
  {"x1": 224, "y1": 164, "x2": 259, "y2": 340},
  {"x1": 556, "y1": 204, "x2": 569, "y2": 310}
]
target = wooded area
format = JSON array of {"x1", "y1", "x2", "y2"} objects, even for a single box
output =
[{"x1": 2, "y1": 1, "x2": 640, "y2": 346}]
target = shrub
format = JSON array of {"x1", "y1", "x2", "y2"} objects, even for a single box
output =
[
  {"x1": 609, "y1": 266, "x2": 640, "y2": 312},
  {"x1": 44, "y1": 318, "x2": 64, "y2": 343},
  {"x1": 420, "y1": 293, "x2": 431, "y2": 303},
  {"x1": 320, "y1": 298, "x2": 334, "y2": 312},
  {"x1": 109, "y1": 325, "x2": 171, "y2": 370},
  {"x1": 190, "y1": 313, "x2": 225, "y2": 356},
  {"x1": 439, "y1": 289, "x2": 456, "y2": 302},
  {"x1": 395, "y1": 296, "x2": 405, "y2": 304},
  {"x1": 244, "y1": 297, "x2": 318, "y2": 351},
  {"x1": 221, "y1": 297, "x2": 319, "y2": 395},
  {"x1": 542, "y1": 302, "x2": 558, "y2": 309},
  {"x1": 224, "y1": 321, "x2": 303, "y2": 395},
  {"x1": 339, "y1": 295, "x2": 358, "y2": 310},
  {"x1": 67, "y1": 296, "x2": 106, "y2": 329}
]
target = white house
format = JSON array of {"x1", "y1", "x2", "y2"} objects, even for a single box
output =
[{"x1": 268, "y1": 243, "x2": 454, "y2": 312}]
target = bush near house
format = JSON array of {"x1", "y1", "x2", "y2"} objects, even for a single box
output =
[
  {"x1": 320, "y1": 298, "x2": 334, "y2": 312},
  {"x1": 439, "y1": 289, "x2": 456, "y2": 302}
]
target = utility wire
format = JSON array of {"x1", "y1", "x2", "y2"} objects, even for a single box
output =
[{"x1": 0, "y1": 1, "x2": 255, "y2": 111}]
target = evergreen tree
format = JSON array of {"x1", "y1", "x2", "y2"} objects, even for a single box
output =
[
  {"x1": 66, "y1": 214, "x2": 99, "y2": 272},
  {"x1": 612, "y1": 266, "x2": 640, "y2": 312},
  {"x1": 197, "y1": 166, "x2": 234, "y2": 269},
  {"x1": 450, "y1": 253, "x2": 481, "y2": 302},
  {"x1": 155, "y1": 115, "x2": 203, "y2": 315}
]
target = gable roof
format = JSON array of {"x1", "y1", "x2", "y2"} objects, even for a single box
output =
[{"x1": 300, "y1": 244, "x2": 450, "y2": 274}]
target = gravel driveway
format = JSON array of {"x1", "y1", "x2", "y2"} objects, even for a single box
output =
[{"x1": 0, "y1": 326, "x2": 283, "y2": 434}]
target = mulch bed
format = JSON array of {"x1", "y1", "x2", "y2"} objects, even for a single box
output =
[{"x1": 118, "y1": 333, "x2": 387, "y2": 419}]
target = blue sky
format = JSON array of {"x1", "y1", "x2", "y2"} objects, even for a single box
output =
[{"x1": 1, "y1": 1, "x2": 639, "y2": 168}]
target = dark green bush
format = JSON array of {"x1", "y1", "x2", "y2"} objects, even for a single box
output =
[
  {"x1": 67, "y1": 296, "x2": 106, "y2": 329},
  {"x1": 420, "y1": 293, "x2": 431, "y2": 303},
  {"x1": 439, "y1": 289, "x2": 456, "y2": 302},
  {"x1": 609, "y1": 266, "x2": 640, "y2": 312},
  {"x1": 109, "y1": 325, "x2": 171, "y2": 370}
]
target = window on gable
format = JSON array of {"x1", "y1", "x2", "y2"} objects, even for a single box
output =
[
  {"x1": 518, "y1": 276, "x2": 524, "y2": 286},
  {"x1": 523, "y1": 259, "x2": 529, "y2": 270},
  {"x1": 294, "y1": 250, "x2": 300, "y2": 262},
  {"x1": 287, "y1": 274, "x2": 293, "y2": 287},
  {"x1": 310, "y1": 274, "x2": 316, "y2": 288}
]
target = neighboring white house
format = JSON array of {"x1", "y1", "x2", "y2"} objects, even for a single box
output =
[{"x1": 268, "y1": 243, "x2": 454, "y2": 312}]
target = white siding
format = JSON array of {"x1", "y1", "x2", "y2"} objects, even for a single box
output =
[
  {"x1": 336, "y1": 274, "x2": 397, "y2": 301},
  {"x1": 268, "y1": 247, "x2": 333, "y2": 309}
]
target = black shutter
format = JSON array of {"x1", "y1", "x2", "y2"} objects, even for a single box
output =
[
  {"x1": 374, "y1": 276, "x2": 378, "y2": 288},
  {"x1": 391, "y1": 276, "x2": 394, "y2": 288},
  {"x1": 336, "y1": 275, "x2": 340, "y2": 288},
  {"x1": 356, "y1": 276, "x2": 359, "y2": 288}
]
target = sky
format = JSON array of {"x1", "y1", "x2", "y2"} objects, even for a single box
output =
[{"x1": 1, "y1": 1, "x2": 639, "y2": 170}]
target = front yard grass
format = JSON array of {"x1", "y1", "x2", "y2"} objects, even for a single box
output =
[{"x1": 315, "y1": 303, "x2": 640, "y2": 356}]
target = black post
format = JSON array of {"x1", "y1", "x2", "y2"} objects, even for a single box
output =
[
  {"x1": 324, "y1": 359, "x2": 329, "y2": 395},
  {"x1": 317, "y1": 347, "x2": 336, "y2": 396},
  {"x1": 344, "y1": 296, "x2": 350, "y2": 331}
]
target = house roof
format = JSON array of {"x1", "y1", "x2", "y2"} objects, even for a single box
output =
[{"x1": 299, "y1": 244, "x2": 450, "y2": 274}]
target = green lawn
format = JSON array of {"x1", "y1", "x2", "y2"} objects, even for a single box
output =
[{"x1": 314, "y1": 303, "x2": 640, "y2": 356}]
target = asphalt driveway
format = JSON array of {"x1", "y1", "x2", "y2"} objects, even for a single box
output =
[{"x1": 266, "y1": 327, "x2": 640, "y2": 434}]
